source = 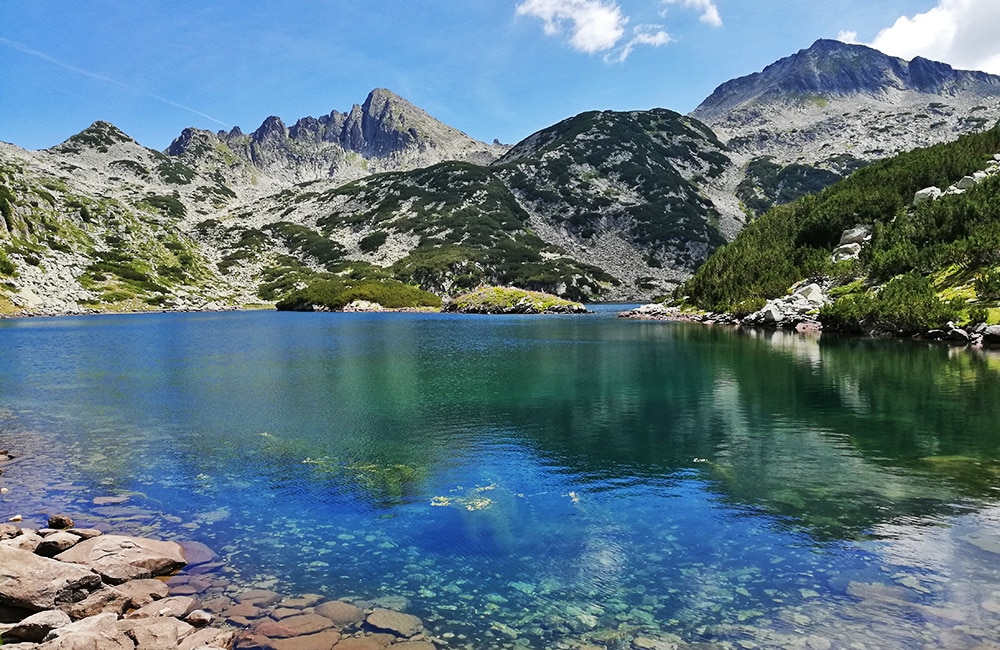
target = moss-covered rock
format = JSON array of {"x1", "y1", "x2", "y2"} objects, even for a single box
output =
[{"x1": 444, "y1": 286, "x2": 589, "y2": 314}]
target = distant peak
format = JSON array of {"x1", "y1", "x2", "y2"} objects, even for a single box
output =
[
  {"x1": 52, "y1": 120, "x2": 136, "y2": 152},
  {"x1": 692, "y1": 40, "x2": 1000, "y2": 120}
]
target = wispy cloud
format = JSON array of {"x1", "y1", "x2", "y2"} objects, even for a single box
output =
[
  {"x1": 839, "y1": 0, "x2": 1000, "y2": 75},
  {"x1": 661, "y1": 0, "x2": 721, "y2": 27},
  {"x1": 0, "y1": 37, "x2": 231, "y2": 128},
  {"x1": 516, "y1": 0, "x2": 720, "y2": 61},
  {"x1": 614, "y1": 25, "x2": 672, "y2": 63}
]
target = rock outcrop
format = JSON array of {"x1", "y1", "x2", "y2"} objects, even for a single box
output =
[{"x1": 0, "y1": 523, "x2": 235, "y2": 649}]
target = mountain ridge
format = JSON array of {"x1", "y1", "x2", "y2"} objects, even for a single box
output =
[
  {"x1": 3, "y1": 44, "x2": 1000, "y2": 315},
  {"x1": 165, "y1": 88, "x2": 508, "y2": 198},
  {"x1": 693, "y1": 39, "x2": 1000, "y2": 120}
]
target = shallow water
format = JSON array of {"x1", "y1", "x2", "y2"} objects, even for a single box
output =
[{"x1": 2, "y1": 309, "x2": 1000, "y2": 648}]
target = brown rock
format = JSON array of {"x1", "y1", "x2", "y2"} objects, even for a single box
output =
[
  {"x1": 314, "y1": 601, "x2": 365, "y2": 628},
  {"x1": 393, "y1": 642, "x2": 437, "y2": 650},
  {"x1": 234, "y1": 632, "x2": 272, "y2": 650},
  {"x1": 178, "y1": 540, "x2": 218, "y2": 566},
  {"x1": 271, "y1": 629, "x2": 342, "y2": 650},
  {"x1": 36, "y1": 612, "x2": 133, "y2": 649},
  {"x1": 254, "y1": 620, "x2": 296, "y2": 638},
  {"x1": 224, "y1": 601, "x2": 263, "y2": 619},
  {"x1": 237, "y1": 589, "x2": 282, "y2": 606},
  {"x1": 334, "y1": 636, "x2": 393, "y2": 650},
  {"x1": 0, "y1": 531, "x2": 43, "y2": 553},
  {"x1": 54, "y1": 535, "x2": 186, "y2": 584},
  {"x1": 270, "y1": 607, "x2": 304, "y2": 620},
  {"x1": 115, "y1": 578, "x2": 169, "y2": 608},
  {"x1": 65, "y1": 529, "x2": 102, "y2": 540},
  {"x1": 35, "y1": 531, "x2": 81, "y2": 557},
  {"x1": 116, "y1": 616, "x2": 194, "y2": 649},
  {"x1": 365, "y1": 608, "x2": 423, "y2": 638},
  {"x1": 0, "y1": 546, "x2": 102, "y2": 611},
  {"x1": 178, "y1": 626, "x2": 237, "y2": 650},
  {"x1": 0, "y1": 524, "x2": 21, "y2": 540},
  {"x1": 60, "y1": 585, "x2": 130, "y2": 620},
  {"x1": 280, "y1": 594, "x2": 324, "y2": 608},
  {"x1": 126, "y1": 595, "x2": 200, "y2": 620},
  {"x1": 184, "y1": 609, "x2": 213, "y2": 626},
  {"x1": 2, "y1": 609, "x2": 72, "y2": 642},
  {"x1": 47, "y1": 515, "x2": 75, "y2": 530},
  {"x1": 201, "y1": 596, "x2": 232, "y2": 613},
  {"x1": 281, "y1": 613, "x2": 335, "y2": 636}
]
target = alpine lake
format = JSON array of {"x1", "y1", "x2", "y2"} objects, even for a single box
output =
[{"x1": 2, "y1": 306, "x2": 1000, "y2": 649}]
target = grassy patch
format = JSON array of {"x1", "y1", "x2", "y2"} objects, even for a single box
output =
[
  {"x1": 445, "y1": 286, "x2": 586, "y2": 314},
  {"x1": 275, "y1": 278, "x2": 441, "y2": 311}
]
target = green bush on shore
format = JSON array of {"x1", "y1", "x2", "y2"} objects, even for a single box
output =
[
  {"x1": 680, "y1": 122, "x2": 1000, "y2": 323},
  {"x1": 819, "y1": 273, "x2": 960, "y2": 334},
  {"x1": 275, "y1": 278, "x2": 442, "y2": 311}
]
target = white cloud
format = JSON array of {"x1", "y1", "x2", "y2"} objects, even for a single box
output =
[
  {"x1": 613, "y1": 25, "x2": 672, "y2": 63},
  {"x1": 516, "y1": 0, "x2": 719, "y2": 61},
  {"x1": 843, "y1": 0, "x2": 1000, "y2": 74},
  {"x1": 661, "y1": 0, "x2": 722, "y2": 27},
  {"x1": 515, "y1": 0, "x2": 627, "y2": 54}
]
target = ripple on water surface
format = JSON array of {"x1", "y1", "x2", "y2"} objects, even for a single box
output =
[{"x1": 2, "y1": 312, "x2": 1000, "y2": 648}]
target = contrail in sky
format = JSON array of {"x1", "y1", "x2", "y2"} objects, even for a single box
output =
[{"x1": 0, "y1": 37, "x2": 231, "y2": 128}]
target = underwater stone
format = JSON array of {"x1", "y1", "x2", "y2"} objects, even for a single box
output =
[
  {"x1": 314, "y1": 600, "x2": 365, "y2": 628},
  {"x1": 366, "y1": 608, "x2": 423, "y2": 637}
]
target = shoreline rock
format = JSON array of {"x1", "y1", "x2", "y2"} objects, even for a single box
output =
[
  {"x1": 619, "y1": 301, "x2": 1000, "y2": 348},
  {"x1": 0, "y1": 453, "x2": 439, "y2": 650}
]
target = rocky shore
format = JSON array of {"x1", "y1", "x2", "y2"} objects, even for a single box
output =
[
  {"x1": 619, "y1": 294, "x2": 1000, "y2": 348},
  {"x1": 0, "y1": 450, "x2": 438, "y2": 650}
]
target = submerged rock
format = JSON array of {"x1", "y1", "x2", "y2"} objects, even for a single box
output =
[{"x1": 365, "y1": 608, "x2": 423, "y2": 637}]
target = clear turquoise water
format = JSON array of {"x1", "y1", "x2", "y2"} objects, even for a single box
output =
[{"x1": 2, "y1": 309, "x2": 1000, "y2": 648}]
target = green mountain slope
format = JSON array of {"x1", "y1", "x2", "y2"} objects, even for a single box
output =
[{"x1": 679, "y1": 122, "x2": 1000, "y2": 333}]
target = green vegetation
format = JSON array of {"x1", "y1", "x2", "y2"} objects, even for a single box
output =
[
  {"x1": 265, "y1": 222, "x2": 345, "y2": 269},
  {"x1": 818, "y1": 273, "x2": 960, "y2": 334},
  {"x1": 154, "y1": 157, "x2": 197, "y2": 185},
  {"x1": 445, "y1": 286, "x2": 586, "y2": 314},
  {"x1": 275, "y1": 278, "x2": 441, "y2": 311},
  {"x1": 143, "y1": 195, "x2": 187, "y2": 220},
  {"x1": 359, "y1": 230, "x2": 389, "y2": 253},
  {"x1": 680, "y1": 122, "x2": 1000, "y2": 334},
  {"x1": 313, "y1": 161, "x2": 617, "y2": 300},
  {"x1": 110, "y1": 159, "x2": 151, "y2": 178},
  {"x1": 59, "y1": 121, "x2": 133, "y2": 153},
  {"x1": 737, "y1": 156, "x2": 846, "y2": 217},
  {"x1": 500, "y1": 109, "x2": 728, "y2": 264},
  {"x1": 0, "y1": 248, "x2": 15, "y2": 276}
]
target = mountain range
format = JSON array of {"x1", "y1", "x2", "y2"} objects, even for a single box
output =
[{"x1": 2, "y1": 39, "x2": 999, "y2": 314}]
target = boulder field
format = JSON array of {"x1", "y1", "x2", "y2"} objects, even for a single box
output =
[{"x1": 0, "y1": 451, "x2": 438, "y2": 650}]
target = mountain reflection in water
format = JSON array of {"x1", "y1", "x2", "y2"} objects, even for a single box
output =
[{"x1": 1, "y1": 311, "x2": 999, "y2": 648}]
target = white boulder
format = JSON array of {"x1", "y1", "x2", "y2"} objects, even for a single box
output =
[{"x1": 913, "y1": 186, "x2": 942, "y2": 206}]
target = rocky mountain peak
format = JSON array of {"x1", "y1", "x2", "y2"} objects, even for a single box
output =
[
  {"x1": 252, "y1": 116, "x2": 289, "y2": 144},
  {"x1": 52, "y1": 120, "x2": 137, "y2": 153},
  {"x1": 165, "y1": 127, "x2": 216, "y2": 157},
  {"x1": 163, "y1": 88, "x2": 506, "y2": 194},
  {"x1": 693, "y1": 39, "x2": 1000, "y2": 120}
]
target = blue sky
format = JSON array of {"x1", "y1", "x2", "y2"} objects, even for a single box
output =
[{"x1": 2, "y1": 1, "x2": 999, "y2": 151}]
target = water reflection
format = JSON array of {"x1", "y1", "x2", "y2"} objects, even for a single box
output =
[{"x1": 3, "y1": 312, "x2": 1000, "y2": 648}]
